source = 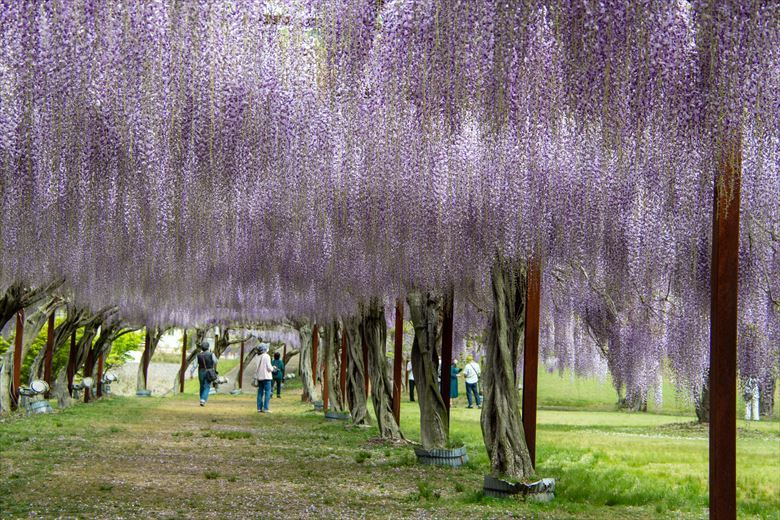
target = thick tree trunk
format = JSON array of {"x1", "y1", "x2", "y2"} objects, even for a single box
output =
[
  {"x1": 345, "y1": 316, "x2": 371, "y2": 426},
  {"x1": 481, "y1": 258, "x2": 535, "y2": 480},
  {"x1": 297, "y1": 323, "x2": 319, "y2": 402},
  {"x1": 407, "y1": 291, "x2": 449, "y2": 449},
  {"x1": 0, "y1": 279, "x2": 65, "y2": 332},
  {"x1": 362, "y1": 301, "x2": 403, "y2": 440},
  {"x1": 136, "y1": 327, "x2": 164, "y2": 392},
  {"x1": 695, "y1": 371, "x2": 711, "y2": 423},
  {"x1": 323, "y1": 321, "x2": 346, "y2": 412}
]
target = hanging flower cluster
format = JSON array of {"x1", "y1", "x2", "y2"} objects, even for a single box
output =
[{"x1": 0, "y1": 1, "x2": 776, "y2": 392}]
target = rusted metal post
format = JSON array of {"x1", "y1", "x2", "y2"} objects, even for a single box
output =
[
  {"x1": 96, "y1": 350, "x2": 105, "y2": 398},
  {"x1": 441, "y1": 288, "x2": 454, "y2": 414},
  {"x1": 238, "y1": 339, "x2": 245, "y2": 390},
  {"x1": 392, "y1": 299, "x2": 404, "y2": 424},
  {"x1": 340, "y1": 330, "x2": 347, "y2": 398},
  {"x1": 709, "y1": 137, "x2": 741, "y2": 520},
  {"x1": 43, "y1": 312, "x2": 55, "y2": 397},
  {"x1": 522, "y1": 258, "x2": 541, "y2": 466},
  {"x1": 140, "y1": 328, "x2": 151, "y2": 391},
  {"x1": 11, "y1": 310, "x2": 24, "y2": 410},
  {"x1": 362, "y1": 339, "x2": 369, "y2": 395},
  {"x1": 66, "y1": 331, "x2": 77, "y2": 396},
  {"x1": 323, "y1": 352, "x2": 330, "y2": 410},
  {"x1": 84, "y1": 342, "x2": 95, "y2": 403},
  {"x1": 179, "y1": 330, "x2": 187, "y2": 393},
  {"x1": 312, "y1": 324, "x2": 319, "y2": 392}
]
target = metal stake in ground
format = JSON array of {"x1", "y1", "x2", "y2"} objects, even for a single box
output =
[
  {"x1": 709, "y1": 136, "x2": 741, "y2": 520},
  {"x1": 522, "y1": 257, "x2": 541, "y2": 466},
  {"x1": 393, "y1": 298, "x2": 403, "y2": 424},
  {"x1": 11, "y1": 309, "x2": 24, "y2": 410}
]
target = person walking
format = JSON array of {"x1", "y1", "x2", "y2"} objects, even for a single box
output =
[
  {"x1": 197, "y1": 341, "x2": 218, "y2": 407},
  {"x1": 255, "y1": 344, "x2": 274, "y2": 413},
  {"x1": 407, "y1": 359, "x2": 415, "y2": 402},
  {"x1": 463, "y1": 355, "x2": 481, "y2": 408},
  {"x1": 271, "y1": 351, "x2": 285, "y2": 398},
  {"x1": 450, "y1": 361, "x2": 461, "y2": 401}
]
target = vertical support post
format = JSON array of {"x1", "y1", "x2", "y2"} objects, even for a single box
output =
[
  {"x1": 179, "y1": 330, "x2": 187, "y2": 393},
  {"x1": 709, "y1": 137, "x2": 741, "y2": 520},
  {"x1": 362, "y1": 339, "x2": 369, "y2": 395},
  {"x1": 84, "y1": 342, "x2": 95, "y2": 403},
  {"x1": 441, "y1": 287, "x2": 454, "y2": 414},
  {"x1": 323, "y1": 352, "x2": 330, "y2": 410},
  {"x1": 67, "y1": 331, "x2": 77, "y2": 396},
  {"x1": 340, "y1": 330, "x2": 347, "y2": 398},
  {"x1": 238, "y1": 340, "x2": 245, "y2": 390},
  {"x1": 96, "y1": 350, "x2": 105, "y2": 398},
  {"x1": 11, "y1": 310, "x2": 24, "y2": 410},
  {"x1": 283, "y1": 344, "x2": 287, "y2": 362},
  {"x1": 522, "y1": 258, "x2": 541, "y2": 466},
  {"x1": 43, "y1": 312, "x2": 55, "y2": 398},
  {"x1": 312, "y1": 324, "x2": 319, "y2": 395},
  {"x1": 140, "y1": 328, "x2": 151, "y2": 391},
  {"x1": 393, "y1": 299, "x2": 404, "y2": 424}
]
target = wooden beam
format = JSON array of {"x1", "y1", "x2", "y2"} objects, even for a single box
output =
[
  {"x1": 43, "y1": 312, "x2": 55, "y2": 398},
  {"x1": 84, "y1": 340, "x2": 95, "y2": 403},
  {"x1": 323, "y1": 349, "x2": 330, "y2": 410},
  {"x1": 522, "y1": 258, "x2": 541, "y2": 466},
  {"x1": 140, "y1": 328, "x2": 151, "y2": 391},
  {"x1": 179, "y1": 330, "x2": 187, "y2": 393},
  {"x1": 392, "y1": 299, "x2": 404, "y2": 424},
  {"x1": 441, "y1": 288, "x2": 454, "y2": 414},
  {"x1": 11, "y1": 309, "x2": 24, "y2": 410},
  {"x1": 312, "y1": 324, "x2": 319, "y2": 395},
  {"x1": 709, "y1": 137, "x2": 741, "y2": 520}
]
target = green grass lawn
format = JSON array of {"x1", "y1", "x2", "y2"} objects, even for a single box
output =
[{"x1": 0, "y1": 372, "x2": 777, "y2": 519}]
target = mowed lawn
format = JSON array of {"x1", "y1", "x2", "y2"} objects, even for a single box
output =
[{"x1": 0, "y1": 372, "x2": 777, "y2": 519}]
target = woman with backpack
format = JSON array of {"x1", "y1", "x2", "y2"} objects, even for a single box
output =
[{"x1": 197, "y1": 341, "x2": 218, "y2": 407}]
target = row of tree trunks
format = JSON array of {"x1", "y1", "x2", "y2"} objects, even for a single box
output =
[
  {"x1": 362, "y1": 300, "x2": 403, "y2": 440},
  {"x1": 344, "y1": 316, "x2": 370, "y2": 426},
  {"x1": 406, "y1": 291, "x2": 448, "y2": 449}
]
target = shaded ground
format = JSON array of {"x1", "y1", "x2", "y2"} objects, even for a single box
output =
[{"x1": 0, "y1": 388, "x2": 777, "y2": 519}]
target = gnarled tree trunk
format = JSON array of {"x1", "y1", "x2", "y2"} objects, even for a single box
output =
[
  {"x1": 362, "y1": 300, "x2": 403, "y2": 440},
  {"x1": 407, "y1": 291, "x2": 449, "y2": 449},
  {"x1": 297, "y1": 322, "x2": 320, "y2": 402},
  {"x1": 345, "y1": 315, "x2": 371, "y2": 426},
  {"x1": 695, "y1": 371, "x2": 711, "y2": 423},
  {"x1": 759, "y1": 372, "x2": 775, "y2": 417},
  {"x1": 323, "y1": 321, "x2": 346, "y2": 412},
  {"x1": 481, "y1": 258, "x2": 534, "y2": 480}
]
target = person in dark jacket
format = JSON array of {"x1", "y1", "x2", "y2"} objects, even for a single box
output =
[
  {"x1": 197, "y1": 341, "x2": 218, "y2": 406},
  {"x1": 450, "y1": 361, "x2": 461, "y2": 400},
  {"x1": 271, "y1": 352, "x2": 285, "y2": 398}
]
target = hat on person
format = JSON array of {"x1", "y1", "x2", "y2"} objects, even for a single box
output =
[
  {"x1": 466, "y1": 354, "x2": 474, "y2": 362},
  {"x1": 258, "y1": 343, "x2": 269, "y2": 353}
]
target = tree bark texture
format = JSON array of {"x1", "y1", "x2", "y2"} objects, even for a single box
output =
[
  {"x1": 481, "y1": 258, "x2": 535, "y2": 480},
  {"x1": 323, "y1": 321, "x2": 346, "y2": 412},
  {"x1": 345, "y1": 315, "x2": 371, "y2": 426},
  {"x1": 361, "y1": 300, "x2": 403, "y2": 440},
  {"x1": 759, "y1": 373, "x2": 775, "y2": 417},
  {"x1": 0, "y1": 279, "x2": 64, "y2": 333},
  {"x1": 406, "y1": 291, "x2": 449, "y2": 449},
  {"x1": 695, "y1": 371, "x2": 711, "y2": 423},
  {"x1": 297, "y1": 323, "x2": 320, "y2": 402}
]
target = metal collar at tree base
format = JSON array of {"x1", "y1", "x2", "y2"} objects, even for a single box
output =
[{"x1": 483, "y1": 475, "x2": 555, "y2": 502}]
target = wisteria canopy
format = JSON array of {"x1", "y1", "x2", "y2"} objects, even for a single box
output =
[{"x1": 0, "y1": 1, "x2": 777, "y2": 394}]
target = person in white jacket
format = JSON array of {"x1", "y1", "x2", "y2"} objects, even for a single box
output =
[
  {"x1": 463, "y1": 355, "x2": 482, "y2": 408},
  {"x1": 255, "y1": 344, "x2": 274, "y2": 413}
]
